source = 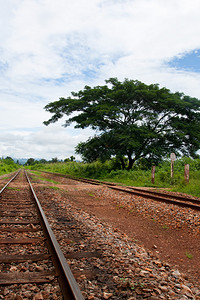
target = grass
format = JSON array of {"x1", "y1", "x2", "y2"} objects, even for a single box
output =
[
  {"x1": 185, "y1": 251, "x2": 193, "y2": 259},
  {"x1": 1, "y1": 176, "x2": 9, "y2": 180},
  {"x1": 170, "y1": 178, "x2": 200, "y2": 198},
  {"x1": 25, "y1": 157, "x2": 200, "y2": 198},
  {"x1": 47, "y1": 186, "x2": 61, "y2": 191},
  {"x1": 116, "y1": 204, "x2": 125, "y2": 209},
  {"x1": 88, "y1": 193, "x2": 95, "y2": 197},
  {"x1": 162, "y1": 224, "x2": 168, "y2": 229},
  {"x1": 6, "y1": 187, "x2": 20, "y2": 191},
  {"x1": 30, "y1": 171, "x2": 60, "y2": 184}
]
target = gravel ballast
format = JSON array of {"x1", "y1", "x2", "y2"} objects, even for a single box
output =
[{"x1": 32, "y1": 174, "x2": 200, "y2": 300}]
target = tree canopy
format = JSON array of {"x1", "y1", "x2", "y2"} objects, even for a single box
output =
[{"x1": 44, "y1": 78, "x2": 200, "y2": 169}]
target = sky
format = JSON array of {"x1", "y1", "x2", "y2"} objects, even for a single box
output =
[{"x1": 1, "y1": 0, "x2": 200, "y2": 161}]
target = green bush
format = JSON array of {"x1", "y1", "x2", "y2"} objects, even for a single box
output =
[
  {"x1": 0, "y1": 159, "x2": 20, "y2": 175},
  {"x1": 26, "y1": 157, "x2": 200, "y2": 197}
]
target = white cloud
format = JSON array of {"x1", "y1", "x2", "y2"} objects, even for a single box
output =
[
  {"x1": 0, "y1": 124, "x2": 93, "y2": 160},
  {"x1": 0, "y1": 0, "x2": 200, "y2": 159}
]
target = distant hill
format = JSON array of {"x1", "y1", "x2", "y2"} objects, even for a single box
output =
[{"x1": 13, "y1": 158, "x2": 28, "y2": 165}]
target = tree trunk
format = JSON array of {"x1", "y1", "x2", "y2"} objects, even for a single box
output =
[
  {"x1": 119, "y1": 157, "x2": 126, "y2": 170},
  {"x1": 127, "y1": 156, "x2": 135, "y2": 170}
]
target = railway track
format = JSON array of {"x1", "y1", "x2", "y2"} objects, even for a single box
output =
[
  {"x1": 35, "y1": 170, "x2": 200, "y2": 211},
  {"x1": 0, "y1": 169, "x2": 84, "y2": 299},
  {"x1": 15, "y1": 169, "x2": 200, "y2": 299}
]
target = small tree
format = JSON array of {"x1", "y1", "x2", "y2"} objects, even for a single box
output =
[
  {"x1": 39, "y1": 159, "x2": 47, "y2": 164},
  {"x1": 50, "y1": 157, "x2": 58, "y2": 163},
  {"x1": 25, "y1": 158, "x2": 35, "y2": 166}
]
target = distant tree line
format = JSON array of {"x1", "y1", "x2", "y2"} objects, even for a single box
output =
[
  {"x1": 24, "y1": 156, "x2": 75, "y2": 166},
  {"x1": 0, "y1": 156, "x2": 76, "y2": 166}
]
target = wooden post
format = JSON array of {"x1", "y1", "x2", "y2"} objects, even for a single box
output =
[
  {"x1": 184, "y1": 164, "x2": 189, "y2": 184},
  {"x1": 151, "y1": 165, "x2": 155, "y2": 184},
  {"x1": 171, "y1": 160, "x2": 174, "y2": 178},
  {"x1": 170, "y1": 153, "x2": 176, "y2": 178}
]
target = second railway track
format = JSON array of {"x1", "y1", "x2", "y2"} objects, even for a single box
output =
[
  {"x1": 35, "y1": 170, "x2": 200, "y2": 211},
  {"x1": 0, "y1": 169, "x2": 84, "y2": 299}
]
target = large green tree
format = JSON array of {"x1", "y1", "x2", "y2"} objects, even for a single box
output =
[{"x1": 44, "y1": 78, "x2": 200, "y2": 169}]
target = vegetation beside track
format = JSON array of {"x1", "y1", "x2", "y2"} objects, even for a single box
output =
[
  {"x1": 26, "y1": 156, "x2": 200, "y2": 198},
  {"x1": 0, "y1": 157, "x2": 20, "y2": 175}
]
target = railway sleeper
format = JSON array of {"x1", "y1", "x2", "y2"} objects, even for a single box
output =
[
  {"x1": 0, "y1": 237, "x2": 45, "y2": 244},
  {"x1": 0, "y1": 271, "x2": 56, "y2": 285},
  {"x1": 0, "y1": 220, "x2": 40, "y2": 225},
  {"x1": 0, "y1": 227, "x2": 41, "y2": 232},
  {"x1": 0, "y1": 253, "x2": 50, "y2": 263}
]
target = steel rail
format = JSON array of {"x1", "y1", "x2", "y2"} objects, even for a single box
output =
[
  {"x1": 79, "y1": 177, "x2": 200, "y2": 210},
  {"x1": 25, "y1": 170, "x2": 84, "y2": 300},
  {"x1": 65, "y1": 175, "x2": 200, "y2": 210},
  {"x1": 32, "y1": 170, "x2": 200, "y2": 211},
  {"x1": 125, "y1": 186, "x2": 200, "y2": 204},
  {"x1": 0, "y1": 169, "x2": 21, "y2": 194},
  {"x1": 108, "y1": 185, "x2": 200, "y2": 211},
  {"x1": 0, "y1": 170, "x2": 84, "y2": 299}
]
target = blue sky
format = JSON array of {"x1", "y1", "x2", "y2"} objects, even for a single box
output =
[
  {"x1": 0, "y1": 0, "x2": 200, "y2": 160},
  {"x1": 168, "y1": 50, "x2": 200, "y2": 73}
]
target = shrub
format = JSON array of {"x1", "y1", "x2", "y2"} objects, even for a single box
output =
[{"x1": 26, "y1": 157, "x2": 200, "y2": 197}]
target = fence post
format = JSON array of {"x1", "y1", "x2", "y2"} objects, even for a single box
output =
[
  {"x1": 184, "y1": 164, "x2": 189, "y2": 184},
  {"x1": 170, "y1": 153, "x2": 176, "y2": 178},
  {"x1": 151, "y1": 165, "x2": 155, "y2": 184}
]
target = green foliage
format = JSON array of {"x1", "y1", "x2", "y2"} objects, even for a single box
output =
[
  {"x1": 44, "y1": 78, "x2": 200, "y2": 170},
  {"x1": 25, "y1": 157, "x2": 62, "y2": 166},
  {"x1": 30, "y1": 171, "x2": 60, "y2": 184},
  {"x1": 25, "y1": 158, "x2": 35, "y2": 166},
  {"x1": 4, "y1": 157, "x2": 15, "y2": 164},
  {"x1": 185, "y1": 251, "x2": 193, "y2": 259},
  {"x1": 64, "y1": 156, "x2": 75, "y2": 162},
  {"x1": 6, "y1": 187, "x2": 20, "y2": 191},
  {"x1": 162, "y1": 225, "x2": 168, "y2": 229},
  {"x1": 47, "y1": 186, "x2": 60, "y2": 190},
  {"x1": 0, "y1": 158, "x2": 20, "y2": 175},
  {"x1": 75, "y1": 135, "x2": 114, "y2": 163},
  {"x1": 28, "y1": 160, "x2": 114, "y2": 179},
  {"x1": 26, "y1": 157, "x2": 200, "y2": 197}
]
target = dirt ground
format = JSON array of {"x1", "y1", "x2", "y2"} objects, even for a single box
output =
[
  {"x1": 57, "y1": 181, "x2": 200, "y2": 288},
  {"x1": 3, "y1": 170, "x2": 199, "y2": 292}
]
